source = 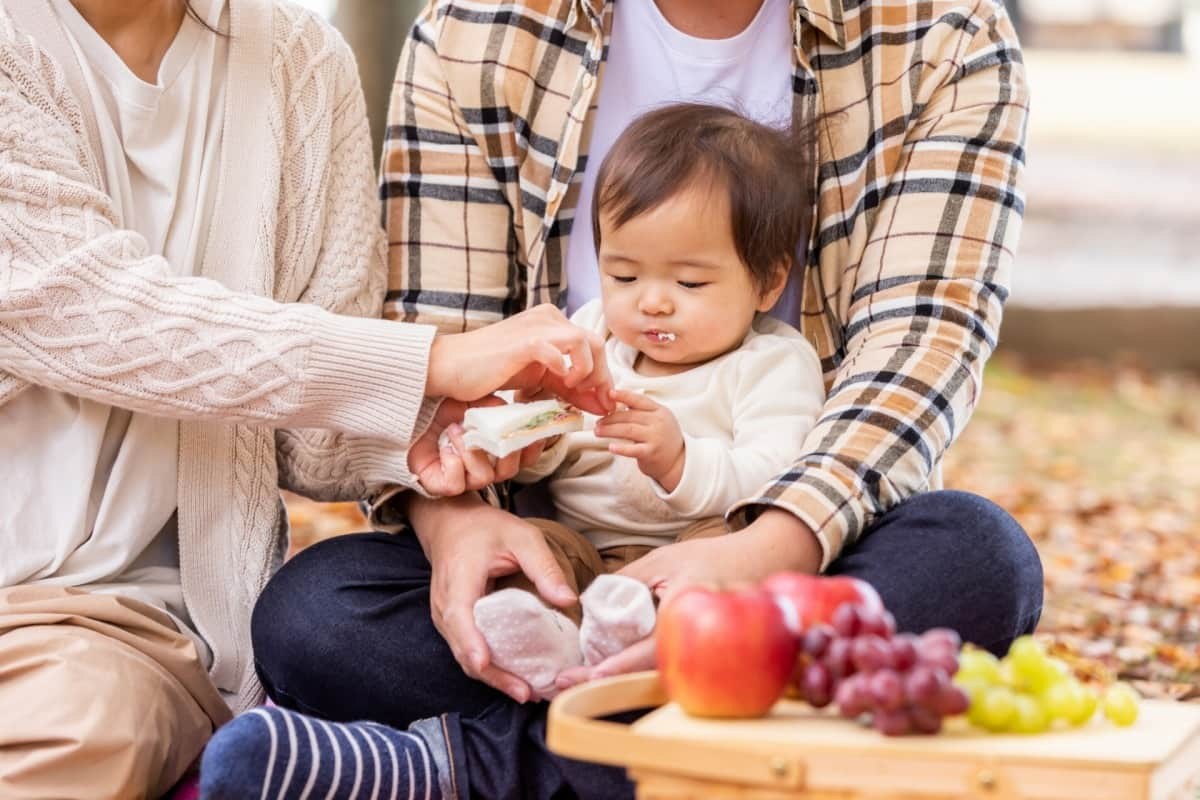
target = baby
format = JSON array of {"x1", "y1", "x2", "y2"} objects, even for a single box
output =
[{"x1": 474, "y1": 102, "x2": 826, "y2": 699}]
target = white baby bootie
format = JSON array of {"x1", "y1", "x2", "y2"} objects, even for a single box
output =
[
  {"x1": 579, "y1": 574, "x2": 657, "y2": 666},
  {"x1": 473, "y1": 589, "x2": 583, "y2": 700}
]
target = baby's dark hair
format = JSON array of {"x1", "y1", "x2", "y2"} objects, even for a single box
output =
[{"x1": 591, "y1": 103, "x2": 819, "y2": 292}]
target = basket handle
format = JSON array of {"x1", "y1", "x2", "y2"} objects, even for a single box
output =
[{"x1": 547, "y1": 671, "x2": 806, "y2": 789}]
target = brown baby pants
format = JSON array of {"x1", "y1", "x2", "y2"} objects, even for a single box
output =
[{"x1": 496, "y1": 517, "x2": 728, "y2": 624}]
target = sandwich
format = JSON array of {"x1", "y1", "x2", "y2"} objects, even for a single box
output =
[{"x1": 448, "y1": 399, "x2": 584, "y2": 458}]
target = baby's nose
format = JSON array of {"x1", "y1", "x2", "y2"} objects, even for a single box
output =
[{"x1": 639, "y1": 289, "x2": 673, "y2": 315}]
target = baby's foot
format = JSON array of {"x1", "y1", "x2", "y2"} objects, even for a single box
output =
[
  {"x1": 579, "y1": 574, "x2": 657, "y2": 666},
  {"x1": 473, "y1": 589, "x2": 582, "y2": 700}
]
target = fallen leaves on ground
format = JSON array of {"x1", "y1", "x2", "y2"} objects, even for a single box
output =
[
  {"x1": 942, "y1": 354, "x2": 1200, "y2": 700},
  {"x1": 283, "y1": 353, "x2": 1200, "y2": 700}
]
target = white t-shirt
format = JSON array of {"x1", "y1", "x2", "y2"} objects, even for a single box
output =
[
  {"x1": 518, "y1": 301, "x2": 825, "y2": 550},
  {"x1": 563, "y1": 0, "x2": 797, "y2": 316},
  {"x1": 0, "y1": 0, "x2": 228, "y2": 663}
]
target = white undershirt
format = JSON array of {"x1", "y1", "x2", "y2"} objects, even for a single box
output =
[
  {"x1": 0, "y1": 0, "x2": 228, "y2": 663},
  {"x1": 563, "y1": 0, "x2": 796, "y2": 315}
]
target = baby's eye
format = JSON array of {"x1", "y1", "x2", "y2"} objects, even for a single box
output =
[
  {"x1": 678, "y1": 281, "x2": 709, "y2": 289},
  {"x1": 611, "y1": 275, "x2": 636, "y2": 284}
]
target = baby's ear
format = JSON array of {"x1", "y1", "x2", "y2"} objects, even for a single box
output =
[{"x1": 756, "y1": 262, "x2": 792, "y2": 311}]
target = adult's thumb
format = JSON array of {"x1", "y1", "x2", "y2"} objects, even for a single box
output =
[{"x1": 515, "y1": 537, "x2": 576, "y2": 608}]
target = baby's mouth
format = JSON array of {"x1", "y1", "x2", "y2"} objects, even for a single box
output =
[{"x1": 644, "y1": 330, "x2": 676, "y2": 343}]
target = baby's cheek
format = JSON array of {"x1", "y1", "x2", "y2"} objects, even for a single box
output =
[{"x1": 608, "y1": 320, "x2": 642, "y2": 352}]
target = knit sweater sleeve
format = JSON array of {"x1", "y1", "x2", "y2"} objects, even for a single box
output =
[
  {"x1": 273, "y1": 25, "x2": 439, "y2": 501},
  {"x1": 0, "y1": 33, "x2": 435, "y2": 448}
]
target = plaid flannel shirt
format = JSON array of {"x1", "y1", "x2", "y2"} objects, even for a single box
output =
[{"x1": 380, "y1": 0, "x2": 1028, "y2": 569}]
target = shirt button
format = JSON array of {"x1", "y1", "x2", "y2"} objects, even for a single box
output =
[
  {"x1": 582, "y1": 72, "x2": 595, "y2": 89},
  {"x1": 548, "y1": 184, "x2": 562, "y2": 204}
]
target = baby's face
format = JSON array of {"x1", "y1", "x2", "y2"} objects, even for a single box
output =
[{"x1": 597, "y1": 183, "x2": 776, "y2": 375}]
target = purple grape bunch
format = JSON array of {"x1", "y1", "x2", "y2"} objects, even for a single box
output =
[{"x1": 793, "y1": 604, "x2": 970, "y2": 736}]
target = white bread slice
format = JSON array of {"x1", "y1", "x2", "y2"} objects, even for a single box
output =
[{"x1": 459, "y1": 399, "x2": 583, "y2": 457}]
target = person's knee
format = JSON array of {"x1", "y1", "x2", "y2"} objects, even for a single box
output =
[
  {"x1": 852, "y1": 491, "x2": 1042, "y2": 656},
  {"x1": 911, "y1": 491, "x2": 1042, "y2": 580},
  {"x1": 907, "y1": 490, "x2": 1044, "y2": 651},
  {"x1": 0, "y1": 628, "x2": 209, "y2": 799},
  {"x1": 251, "y1": 536, "x2": 364, "y2": 710},
  {"x1": 251, "y1": 532, "x2": 436, "y2": 719}
]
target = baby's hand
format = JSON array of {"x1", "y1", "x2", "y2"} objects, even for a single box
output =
[{"x1": 595, "y1": 389, "x2": 685, "y2": 492}]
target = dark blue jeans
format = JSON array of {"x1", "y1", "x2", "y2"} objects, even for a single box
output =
[{"x1": 251, "y1": 490, "x2": 1042, "y2": 800}]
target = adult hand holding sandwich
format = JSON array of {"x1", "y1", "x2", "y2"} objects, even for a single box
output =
[
  {"x1": 410, "y1": 304, "x2": 612, "y2": 496},
  {"x1": 407, "y1": 397, "x2": 556, "y2": 496},
  {"x1": 410, "y1": 494, "x2": 576, "y2": 702}
]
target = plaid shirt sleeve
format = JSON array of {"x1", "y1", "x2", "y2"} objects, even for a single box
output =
[
  {"x1": 379, "y1": 6, "x2": 526, "y2": 334},
  {"x1": 729, "y1": 8, "x2": 1029, "y2": 569}
]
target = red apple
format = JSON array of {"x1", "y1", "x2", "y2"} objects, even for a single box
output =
[
  {"x1": 762, "y1": 573, "x2": 882, "y2": 633},
  {"x1": 657, "y1": 585, "x2": 798, "y2": 718}
]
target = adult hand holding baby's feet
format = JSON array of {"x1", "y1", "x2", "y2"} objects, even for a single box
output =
[
  {"x1": 554, "y1": 512, "x2": 827, "y2": 691},
  {"x1": 579, "y1": 575, "x2": 657, "y2": 666},
  {"x1": 476, "y1": 575, "x2": 657, "y2": 699},
  {"x1": 552, "y1": 541, "x2": 765, "y2": 693},
  {"x1": 474, "y1": 589, "x2": 583, "y2": 701},
  {"x1": 553, "y1": 575, "x2": 660, "y2": 692},
  {"x1": 552, "y1": 539, "x2": 750, "y2": 692},
  {"x1": 411, "y1": 496, "x2": 578, "y2": 703},
  {"x1": 594, "y1": 389, "x2": 686, "y2": 492}
]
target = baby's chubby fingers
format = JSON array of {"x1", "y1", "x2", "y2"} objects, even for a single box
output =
[
  {"x1": 595, "y1": 405, "x2": 657, "y2": 434},
  {"x1": 593, "y1": 421, "x2": 649, "y2": 443},
  {"x1": 608, "y1": 441, "x2": 650, "y2": 459},
  {"x1": 596, "y1": 409, "x2": 639, "y2": 427},
  {"x1": 609, "y1": 388, "x2": 659, "y2": 412}
]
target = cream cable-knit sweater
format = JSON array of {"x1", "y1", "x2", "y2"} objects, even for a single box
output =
[{"x1": 0, "y1": 0, "x2": 436, "y2": 711}]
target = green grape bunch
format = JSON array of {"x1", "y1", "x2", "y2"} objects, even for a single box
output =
[{"x1": 954, "y1": 636, "x2": 1140, "y2": 734}]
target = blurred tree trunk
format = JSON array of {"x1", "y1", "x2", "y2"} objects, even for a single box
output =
[{"x1": 333, "y1": 0, "x2": 424, "y2": 161}]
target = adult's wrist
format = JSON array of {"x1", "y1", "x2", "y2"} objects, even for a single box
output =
[
  {"x1": 408, "y1": 491, "x2": 484, "y2": 548},
  {"x1": 425, "y1": 333, "x2": 463, "y2": 399},
  {"x1": 743, "y1": 507, "x2": 824, "y2": 575}
]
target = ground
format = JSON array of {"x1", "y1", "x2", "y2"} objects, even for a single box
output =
[
  {"x1": 283, "y1": 353, "x2": 1200, "y2": 700},
  {"x1": 942, "y1": 354, "x2": 1200, "y2": 700}
]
